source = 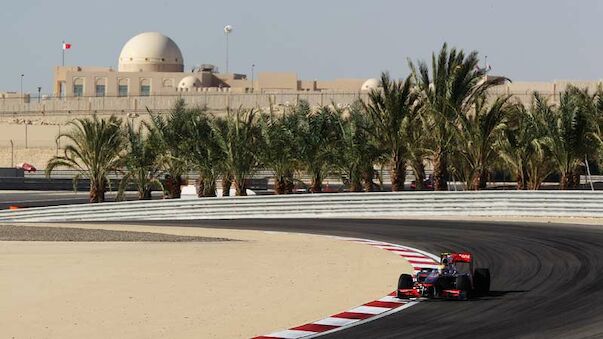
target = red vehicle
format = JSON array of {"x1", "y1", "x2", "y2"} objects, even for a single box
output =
[
  {"x1": 410, "y1": 175, "x2": 433, "y2": 190},
  {"x1": 17, "y1": 162, "x2": 36, "y2": 173},
  {"x1": 396, "y1": 252, "x2": 490, "y2": 300}
]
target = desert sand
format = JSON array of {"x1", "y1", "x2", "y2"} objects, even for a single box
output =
[{"x1": 0, "y1": 223, "x2": 411, "y2": 338}]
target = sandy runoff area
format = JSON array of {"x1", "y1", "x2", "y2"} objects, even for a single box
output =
[{"x1": 0, "y1": 223, "x2": 412, "y2": 338}]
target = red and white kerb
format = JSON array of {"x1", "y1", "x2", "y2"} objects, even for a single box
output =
[{"x1": 253, "y1": 237, "x2": 439, "y2": 338}]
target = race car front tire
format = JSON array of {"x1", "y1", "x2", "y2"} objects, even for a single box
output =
[
  {"x1": 455, "y1": 275, "x2": 471, "y2": 300},
  {"x1": 397, "y1": 273, "x2": 414, "y2": 298}
]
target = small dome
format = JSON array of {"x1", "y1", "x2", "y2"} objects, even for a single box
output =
[
  {"x1": 118, "y1": 32, "x2": 184, "y2": 73},
  {"x1": 361, "y1": 78, "x2": 380, "y2": 91},
  {"x1": 178, "y1": 75, "x2": 202, "y2": 90}
]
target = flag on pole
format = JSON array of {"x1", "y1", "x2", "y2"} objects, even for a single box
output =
[{"x1": 62, "y1": 42, "x2": 71, "y2": 50}]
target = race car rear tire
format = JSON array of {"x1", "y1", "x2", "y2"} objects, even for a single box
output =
[{"x1": 473, "y1": 268, "x2": 490, "y2": 296}]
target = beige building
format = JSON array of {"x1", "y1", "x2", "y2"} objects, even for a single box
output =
[{"x1": 52, "y1": 32, "x2": 371, "y2": 98}]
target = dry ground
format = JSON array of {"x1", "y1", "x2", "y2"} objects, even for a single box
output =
[{"x1": 0, "y1": 223, "x2": 411, "y2": 338}]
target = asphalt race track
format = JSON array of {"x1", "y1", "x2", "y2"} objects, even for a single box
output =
[{"x1": 119, "y1": 218, "x2": 603, "y2": 339}]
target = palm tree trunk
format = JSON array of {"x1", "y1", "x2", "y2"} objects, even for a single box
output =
[
  {"x1": 285, "y1": 171, "x2": 295, "y2": 194},
  {"x1": 310, "y1": 172, "x2": 322, "y2": 193},
  {"x1": 222, "y1": 174, "x2": 233, "y2": 197},
  {"x1": 89, "y1": 180, "x2": 105, "y2": 203},
  {"x1": 411, "y1": 161, "x2": 425, "y2": 190},
  {"x1": 470, "y1": 170, "x2": 488, "y2": 190},
  {"x1": 391, "y1": 155, "x2": 405, "y2": 191},
  {"x1": 234, "y1": 179, "x2": 247, "y2": 196},
  {"x1": 141, "y1": 187, "x2": 152, "y2": 200},
  {"x1": 559, "y1": 172, "x2": 570, "y2": 190},
  {"x1": 362, "y1": 169, "x2": 374, "y2": 192},
  {"x1": 195, "y1": 176, "x2": 205, "y2": 197},
  {"x1": 432, "y1": 151, "x2": 448, "y2": 191},
  {"x1": 165, "y1": 175, "x2": 182, "y2": 199},
  {"x1": 203, "y1": 177, "x2": 217, "y2": 197},
  {"x1": 350, "y1": 175, "x2": 362, "y2": 192},
  {"x1": 470, "y1": 172, "x2": 480, "y2": 191},
  {"x1": 274, "y1": 176, "x2": 287, "y2": 194},
  {"x1": 516, "y1": 169, "x2": 527, "y2": 190}
]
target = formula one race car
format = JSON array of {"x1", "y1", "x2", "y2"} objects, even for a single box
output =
[{"x1": 396, "y1": 252, "x2": 490, "y2": 300}]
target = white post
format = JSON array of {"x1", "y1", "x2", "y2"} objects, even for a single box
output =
[
  {"x1": 585, "y1": 156, "x2": 595, "y2": 191},
  {"x1": 10, "y1": 140, "x2": 14, "y2": 167}
]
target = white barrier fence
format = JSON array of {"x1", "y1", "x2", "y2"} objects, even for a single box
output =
[{"x1": 1, "y1": 191, "x2": 603, "y2": 222}]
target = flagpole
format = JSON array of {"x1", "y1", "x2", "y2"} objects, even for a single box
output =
[{"x1": 62, "y1": 40, "x2": 65, "y2": 66}]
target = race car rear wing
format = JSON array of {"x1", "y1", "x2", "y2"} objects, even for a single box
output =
[{"x1": 441, "y1": 252, "x2": 473, "y2": 263}]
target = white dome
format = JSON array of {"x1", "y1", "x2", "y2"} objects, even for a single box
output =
[
  {"x1": 178, "y1": 75, "x2": 202, "y2": 90},
  {"x1": 118, "y1": 32, "x2": 184, "y2": 72},
  {"x1": 361, "y1": 78, "x2": 380, "y2": 91}
]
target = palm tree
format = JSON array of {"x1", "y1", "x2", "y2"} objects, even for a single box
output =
[
  {"x1": 543, "y1": 86, "x2": 602, "y2": 190},
  {"x1": 295, "y1": 102, "x2": 340, "y2": 193},
  {"x1": 409, "y1": 43, "x2": 508, "y2": 190},
  {"x1": 404, "y1": 98, "x2": 429, "y2": 190},
  {"x1": 183, "y1": 109, "x2": 226, "y2": 197},
  {"x1": 258, "y1": 110, "x2": 300, "y2": 194},
  {"x1": 117, "y1": 122, "x2": 164, "y2": 200},
  {"x1": 452, "y1": 95, "x2": 512, "y2": 190},
  {"x1": 148, "y1": 99, "x2": 193, "y2": 199},
  {"x1": 363, "y1": 72, "x2": 418, "y2": 191},
  {"x1": 46, "y1": 115, "x2": 124, "y2": 203},
  {"x1": 335, "y1": 101, "x2": 383, "y2": 192},
  {"x1": 213, "y1": 108, "x2": 260, "y2": 196},
  {"x1": 497, "y1": 93, "x2": 552, "y2": 190}
]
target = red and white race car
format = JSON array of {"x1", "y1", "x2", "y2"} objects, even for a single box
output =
[{"x1": 397, "y1": 252, "x2": 490, "y2": 300}]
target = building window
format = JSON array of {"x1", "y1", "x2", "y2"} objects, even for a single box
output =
[
  {"x1": 140, "y1": 85, "x2": 150, "y2": 96},
  {"x1": 73, "y1": 84, "x2": 83, "y2": 97},
  {"x1": 73, "y1": 78, "x2": 84, "y2": 97},
  {"x1": 95, "y1": 85, "x2": 105, "y2": 97},
  {"x1": 118, "y1": 85, "x2": 128, "y2": 97},
  {"x1": 95, "y1": 78, "x2": 106, "y2": 97},
  {"x1": 140, "y1": 79, "x2": 151, "y2": 96},
  {"x1": 118, "y1": 79, "x2": 129, "y2": 97}
]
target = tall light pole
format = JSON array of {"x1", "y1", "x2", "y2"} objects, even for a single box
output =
[
  {"x1": 20, "y1": 74, "x2": 24, "y2": 100},
  {"x1": 37, "y1": 87, "x2": 42, "y2": 103},
  {"x1": 224, "y1": 25, "x2": 233, "y2": 74},
  {"x1": 251, "y1": 64, "x2": 255, "y2": 92}
]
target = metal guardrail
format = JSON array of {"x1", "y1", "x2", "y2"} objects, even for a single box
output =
[{"x1": 1, "y1": 191, "x2": 603, "y2": 222}]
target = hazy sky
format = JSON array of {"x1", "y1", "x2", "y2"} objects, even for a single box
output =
[{"x1": 2, "y1": 0, "x2": 602, "y2": 94}]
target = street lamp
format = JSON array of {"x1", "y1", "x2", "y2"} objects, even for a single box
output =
[
  {"x1": 224, "y1": 25, "x2": 233, "y2": 74},
  {"x1": 37, "y1": 87, "x2": 42, "y2": 103},
  {"x1": 20, "y1": 74, "x2": 24, "y2": 100},
  {"x1": 251, "y1": 64, "x2": 255, "y2": 92}
]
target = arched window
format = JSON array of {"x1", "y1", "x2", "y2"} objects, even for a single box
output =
[
  {"x1": 95, "y1": 78, "x2": 106, "y2": 97},
  {"x1": 118, "y1": 78, "x2": 129, "y2": 97},
  {"x1": 140, "y1": 79, "x2": 151, "y2": 96},
  {"x1": 163, "y1": 79, "x2": 174, "y2": 88},
  {"x1": 73, "y1": 78, "x2": 84, "y2": 97}
]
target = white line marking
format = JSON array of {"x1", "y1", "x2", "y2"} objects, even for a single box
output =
[
  {"x1": 347, "y1": 306, "x2": 392, "y2": 315},
  {"x1": 387, "y1": 249, "x2": 424, "y2": 255},
  {"x1": 263, "y1": 329, "x2": 317, "y2": 338},
  {"x1": 306, "y1": 302, "x2": 419, "y2": 339},
  {"x1": 377, "y1": 296, "x2": 406, "y2": 303},
  {"x1": 404, "y1": 257, "x2": 436, "y2": 263},
  {"x1": 313, "y1": 317, "x2": 359, "y2": 327}
]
